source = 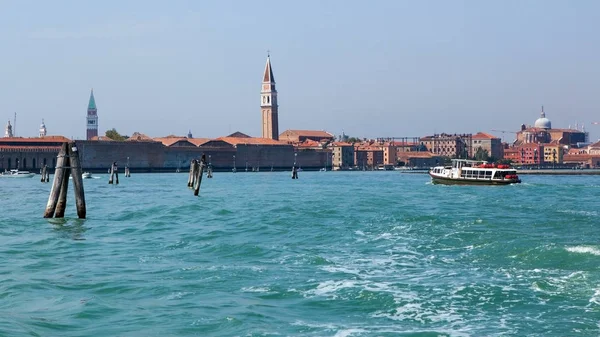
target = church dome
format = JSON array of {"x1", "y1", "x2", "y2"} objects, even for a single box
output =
[{"x1": 534, "y1": 107, "x2": 551, "y2": 129}]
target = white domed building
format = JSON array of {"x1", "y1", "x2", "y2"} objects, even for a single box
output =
[
  {"x1": 39, "y1": 119, "x2": 47, "y2": 138},
  {"x1": 534, "y1": 108, "x2": 551, "y2": 129},
  {"x1": 515, "y1": 106, "x2": 587, "y2": 147}
]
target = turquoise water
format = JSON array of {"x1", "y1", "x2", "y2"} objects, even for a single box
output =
[{"x1": 1, "y1": 172, "x2": 599, "y2": 336}]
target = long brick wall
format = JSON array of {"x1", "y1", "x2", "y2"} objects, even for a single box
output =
[{"x1": 0, "y1": 141, "x2": 332, "y2": 173}]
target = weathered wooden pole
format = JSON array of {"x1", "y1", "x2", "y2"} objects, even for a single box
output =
[
  {"x1": 44, "y1": 143, "x2": 68, "y2": 218},
  {"x1": 109, "y1": 164, "x2": 114, "y2": 184},
  {"x1": 291, "y1": 166, "x2": 298, "y2": 179},
  {"x1": 109, "y1": 162, "x2": 119, "y2": 184},
  {"x1": 124, "y1": 166, "x2": 130, "y2": 177},
  {"x1": 69, "y1": 142, "x2": 86, "y2": 219},
  {"x1": 193, "y1": 160, "x2": 205, "y2": 196},
  {"x1": 187, "y1": 159, "x2": 196, "y2": 187},
  {"x1": 54, "y1": 155, "x2": 71, "y2": 218},
  {"x1": 40, "y1": 165, "x2": 47, "y2": 183}
]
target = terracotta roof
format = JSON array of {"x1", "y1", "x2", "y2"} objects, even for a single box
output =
[
  {"x1": 227, "y1": 131, "x2": 251, "y2": 138},
  {"x1": 154, "y1": 137, "x2": 190, "y2": 147},
  {"x1": 398, "y1": 152, "x2": 435, "y2": 158},
  {"x1": 472, "y1": 132, "x2": 499, "y2": 140},
  {"x1": 389, "y1": 141, "x2": 418, "y2": 146},
  {"x1": 296, "y1": 139, "x2": 322, "y2": 148},
  {"x1": 356, "y1": 146, "x2": 383, "y2": 151},
  {"x1": 0, "y1": 136, "x2": 71, "y2": 143},
  {"x1": 0, "y1": 145, "x2": 60, "y2": 151},
  {"x1": 153, "y1": 136, "x2": 209, "y2": 147},
  {"x1": 563, "y1": 154, "x2": 600, "y2": 161},
  {"x1": 188, "y1": 138, "x2": 211, "y2": 146},
  {"x1": 127, "y1": 132, "x2": 155, "y2": 141},
  {"x1": 588, "y1": 141, "x2": 600, "y2": 148},
  {"x1": 217, "y1": 137, "x2": 288, "y2": 146},
  {"x1": 280, "y1": 130, "x2": 334, "y2": 138},
  {"x1": 330, "y1": 142, "x2": 353, "y2": 147},
  {"x1": 90, "y1": 136, "x2": 114, "y2": 141}
]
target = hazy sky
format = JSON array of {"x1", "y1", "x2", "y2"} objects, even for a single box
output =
[{"x1": 1, "y1": 0, "x2": 599, "y2": 141}]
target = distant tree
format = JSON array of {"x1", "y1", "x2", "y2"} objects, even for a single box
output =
[
  {"x1": 105, "y1": 128, "x2": 127, "y2": 141},
  {"x1": 473, "y1": 147, "x2": 490, "y2": 161},
  {"x1": 347, "y1": 137, "x2": 361, "y2": 143},
  {"x1": 497, "y1": 158, "x2": 513, "y2": 165}
]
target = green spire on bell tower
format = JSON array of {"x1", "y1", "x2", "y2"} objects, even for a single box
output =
[{"x1": 88, "y1": 89, "x2": 96, "y2": 110}]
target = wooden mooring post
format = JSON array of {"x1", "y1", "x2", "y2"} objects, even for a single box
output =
[
  {"x1": 43, "y1": 142, "x2": 86, "y2": 219},
  {"x1": 187, "y1": 159, "x2": 196, "y2": 187},
  {"x1": 40, "y1": 165, "x2": 47, "y2": 183},
  {"x1": 109, "y1": 162, "x2": 119, "y2": 184},
  {"x1": 193, "y1": 158, "x2": 205, "y2": 196},
  {"x1": 54, "y1": 152, "x2": 71, "y2": 218},
  {"x1": 125, "y1": 166, "x2": 131, "y2": 177},
  {"x1": 291, "y1": 166, "x2": 298, "y2": 179}
]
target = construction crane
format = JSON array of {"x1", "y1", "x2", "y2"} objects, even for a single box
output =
[{"x1": 491, "y1": 130, "x2": 518, "y2": 143}]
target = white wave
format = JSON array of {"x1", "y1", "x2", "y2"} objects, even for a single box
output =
[
  {"x1": 305, "y1": 280, "x2": 358, "y2": 297},
  {"x1": 565, "y1": 246, "x2": 600, "y2": 256},
  {"x1": 333, "y1": 328, "x2": 367, "y2": 337},
  {"x1": 241, "y1": 286, "x2": 270, "y2": 293},
  {"x1": 589, "y1": 288, "x2": 600, "y2": 305},
  {"x1": 321, "y1": 265, "x2": 361, "y2": 276}
]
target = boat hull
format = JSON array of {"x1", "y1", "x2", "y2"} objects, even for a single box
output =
[
  {"x1": 0, "y1": 173, "x2": 35, "y2": 178},
  {"x1": 430, "y1": 173, "x2": 520, "y2": 185}
]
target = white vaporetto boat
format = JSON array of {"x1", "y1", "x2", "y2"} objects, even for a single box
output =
[
  {"x1": 82, "y1": 172, "x2": 92, "y2": 179},
  {"x1": 429, "y1": 159, "x2": 521, "y2": 185},
  {"x1": 0, "y1": 169, "x2": 35, "y2": 178}
]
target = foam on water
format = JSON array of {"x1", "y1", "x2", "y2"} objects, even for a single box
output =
[
  {"x1": 565, "y1": 246, "x2": 600, "y2": 256},
  {"x1": 1, "y1": 172, "x2": 600, "y2": 336}
]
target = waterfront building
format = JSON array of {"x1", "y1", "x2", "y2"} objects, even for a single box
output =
[
  {"x1": 279, "y1": 130, "x2": 335, "y2": 143},
  {"x1": 382, "y1": 144, "x2": 398, "y2": 166},
  {"x1": 397, "y1": 151, "x2": 441, "y2": 168},
  {"x1": 39, "y1": 119, "x2": 47, "y2": 138},
  {"x1": 4, "y1": 120, "x2": 13, "y2": 138},
  {"x1": 86, "y1": 89, "x2": 99, "y2": 140},
  {"x1": 330, "y1": 142, "x2": 354, "y2": 170},
  {"x1": 515, "y1": 107, "x2": 587, "y2": 147},
  {"x1": 0, "y1": 136, "x2": 70, "y2": 170},
  {"x1": 354, "y1": 144, "x2": 383, "y2": 170},
  {"x1": 471, "y1": 132, "x2": 503, "y2": 160},
  {"x1": 543, "y1": 143, "x2": 563, "y2": 165},
  {"x1": 420, "y1": 133, "x2": 472, "y2": 158},
  {"x1": 589, "y1": 141, "x2": 600, "y2": 155},
  {"x1": 510, "y1": 143, "x2": 544, "y2": 165},
  {"x1": 261, "y1": 55, "x2": 279, "y2": 140}
]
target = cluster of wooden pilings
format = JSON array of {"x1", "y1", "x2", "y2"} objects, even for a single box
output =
[
  {"x1": 187, "y1": 157, "x2": 206, "y2": 196},
  {"x1": 291, "y1": 166, "x2": 299, "y2": 179},
  {"x1": 40, "y1": 165, "x2": 50, "y2": 183},
  {"x1": 44, "y1": 142, "x2": 86, "y2": 219},
  {"x1": 124, "y1": 166, "x2": 131, "y2": 177}
]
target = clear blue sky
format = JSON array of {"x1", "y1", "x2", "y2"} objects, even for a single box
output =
[{"x1": 1, "y1": 0, "x2": 599, "y2": 141}]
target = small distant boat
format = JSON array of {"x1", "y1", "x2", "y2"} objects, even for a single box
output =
[
  {"x1": 0, "y1": 169, "x2": 35, "y2": 178},
  {"x1": 69, "y1": 172, "x2": 93, "y2": 180},
  {"x1": 319, "y1": 168, "x2": 326, "y2": 172},
  {"x1": 429, "y1": 159, "x2": 521, "y2": 185}
]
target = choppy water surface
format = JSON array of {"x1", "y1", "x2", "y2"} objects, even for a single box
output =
[{"x1": 1, "y1": 172, "x2": 599, "y2": 336}]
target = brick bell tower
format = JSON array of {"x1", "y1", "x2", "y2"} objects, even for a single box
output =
[
  {"x1": 86, "y1": 89, "x2": 98, "y2": 140},
  {"x1": 261, "y1": 54, "x2": 279, "y2": 140}
]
